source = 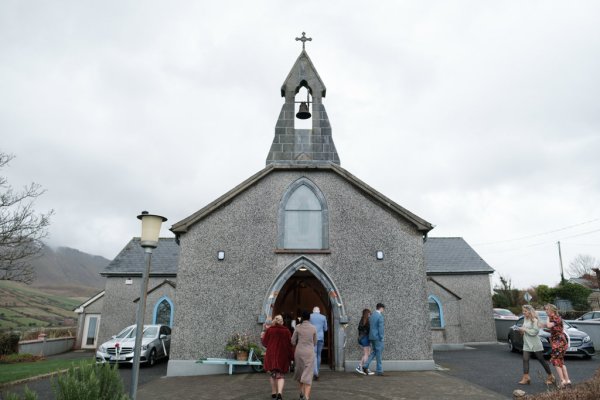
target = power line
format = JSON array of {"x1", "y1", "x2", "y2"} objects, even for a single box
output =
[
  {"x1": 475, "y1": 229, "x2": 600, "y2": 255},
  {"x1": 473, "y1": 218, "x2": 600, "y2": 246}
]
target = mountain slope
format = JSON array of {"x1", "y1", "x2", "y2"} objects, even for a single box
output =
[
  {"x1": 0, "y1": 280, "x2": 82, "y2": 330},
  {"x1": 28, "y1": 245, "x2": 110, "y2": 297}
]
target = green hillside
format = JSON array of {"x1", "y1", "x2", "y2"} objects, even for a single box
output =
[{"x1": 0, "y1": 280, "x2": 81, "y2": 331}]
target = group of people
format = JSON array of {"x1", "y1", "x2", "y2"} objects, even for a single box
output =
[
  {"x1": 516, "y1": 303, "x2": 571, "y2": 389},
  {"x1": 261, "y1": 303, "x2": 384, "y2": 399},
  {"x1": 260, "y1": 306, "x2": 328, "y2": 400}
]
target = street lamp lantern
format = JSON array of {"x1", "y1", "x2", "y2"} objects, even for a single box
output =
[
  {"x1": 130, "y1": 211, "x2": 167, "y2": 400},
  {"x1": 137, "y1": 211, "x2": 167, "y2": 248}
]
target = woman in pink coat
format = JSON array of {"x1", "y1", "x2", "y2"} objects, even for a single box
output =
[{"x1": 292, "y1": 310, "x2": 317, "y2": 400}]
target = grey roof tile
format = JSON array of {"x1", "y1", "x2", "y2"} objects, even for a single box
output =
[
  {"x1": 101, "y1": 237, "x2": 179, "y2": 276},
  {"x1": 424, "y1": 237, "x2": 494, "y2": 274}
]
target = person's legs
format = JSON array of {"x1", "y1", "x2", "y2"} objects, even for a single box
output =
[
  {"x1": 518, "y1": 352, "x2": 531, "y2": 384},
  {"x1": 276, "y1": 377, "x2": 285, "y2": 395},
  {"x1": 269, "y1": 375, "x2": 277, "y2": 397},
  {"x1": 522, "y1": 351, "x2": 531, "y2": 374},
  {"x1": 553, "y1": 361, "x2": 566, "y2": 385},
  {"x1": 374, "y1": 341, "x2": 384, "y2": 374},
  {"x1": 363, "y1": 341, "x2": 376, "y2": 370},
  {"x1": 560, "y1": 364, "x2": 570, "y2": 384},
  {"x1": 361, "y1": 346, "x2": 370, "y2": 366},
  {"x1": 304, "y1": 383, "x2": 312, "y2": 399},
  {"x1": 534, "y1": 351, "x2": 552, "y2": 375},
  {"x1": 313, "y1": 340, "x2": 324, "y2": 376}
]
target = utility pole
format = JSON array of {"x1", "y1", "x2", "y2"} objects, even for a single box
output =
[
  {"x1": 592, "y1": 268, "x2": 600, "y2": 290},
  {"x1": 557, "y1": 241, "x2": 565, "y2": 284}
]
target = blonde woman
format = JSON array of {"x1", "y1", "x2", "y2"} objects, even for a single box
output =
[
  {"x1": 517, "y1": 305, "x2": 553, "y2": 385},
  {"x1": 262, "y1": 315, "x2": 293, "y2": 400},
  {"x1": 542, "y1": 304, "x2": 571, "y2": 389}
]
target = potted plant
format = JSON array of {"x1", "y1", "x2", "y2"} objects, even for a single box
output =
[{"x1": 225, "y1": 333, "x2": 258, "y2": 361}]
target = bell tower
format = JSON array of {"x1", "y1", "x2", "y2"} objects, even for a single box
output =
[{"x1": 266, "y1": 33, "x2": 341, "y2": 166}]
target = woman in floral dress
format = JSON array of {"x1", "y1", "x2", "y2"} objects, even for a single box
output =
[{"x1": 543, "y1": 304, "x2": 571, "y2": 388}]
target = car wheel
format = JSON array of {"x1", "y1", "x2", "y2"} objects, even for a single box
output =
[
  {"x1": 147, "y1": 349, "x2": 157, "y2": 367},
  {"x1": 508, "y1": 338, "x2": 517, "y2": 353}
]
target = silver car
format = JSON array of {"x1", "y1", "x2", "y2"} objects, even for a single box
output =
[{"x1": 96, "y1": 324, "x2": 171, "y2": 367}]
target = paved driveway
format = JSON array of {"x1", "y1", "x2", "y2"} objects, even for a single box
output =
[{"x1": 434, "y1": 343, "x2": 600, "y2": 398}]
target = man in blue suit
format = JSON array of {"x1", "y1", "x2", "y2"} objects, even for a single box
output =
[
  {"x1": 363, "y1": 303, "x2": 385, "y2": 376},
  {"x1": 309, "y1": 306, "x2": 328, "y2": 380}
]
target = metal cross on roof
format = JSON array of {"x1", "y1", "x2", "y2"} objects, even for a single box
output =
[{"x1": 295, "y1": 32, "x2": 312, "y2": 50}]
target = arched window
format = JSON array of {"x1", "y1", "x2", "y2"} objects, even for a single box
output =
[
  {"x1": 279, "y1": 178, "x2": 328, "y2": 249},
  {"x1": 428, "y1": 295, "x2": 444, "y2": 328},
  {"x1": 153, "y1": 297, "x2": 173, "y2": 327}
]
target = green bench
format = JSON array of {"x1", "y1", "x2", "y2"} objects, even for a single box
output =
[{"x1": 197, "y1": 348, "x2": 263, "y2": 375}]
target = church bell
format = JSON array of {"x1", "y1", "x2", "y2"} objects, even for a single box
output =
[{"x1": 296, "y1": 102, "x2": 311, "y2": 119}]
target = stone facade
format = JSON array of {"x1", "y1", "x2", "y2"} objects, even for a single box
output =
[
  {"x1": 429, "y1": 274, "x2": 496, "y2": 343},
  {"x1": 168, "y1": 167, "x2": 433, "y2": 375}
]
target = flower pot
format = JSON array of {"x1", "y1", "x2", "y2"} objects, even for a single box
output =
[{"x1": 236, "y1": 351, "x2": 249, "y2": 361}]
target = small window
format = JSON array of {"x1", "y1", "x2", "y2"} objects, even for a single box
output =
[
  {"x1": 428, "y1": 295, "x2": 444, "y2": 328},
  {"x1": 154, "y1": 298, "x2": 172, "y2": 327}
]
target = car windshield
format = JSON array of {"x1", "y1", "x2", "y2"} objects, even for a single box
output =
[
  {"x1": 114, "y1": 326, "x2": 158, "y2": 339},
  {"x1": 115, "y1": 326, "x2": 135, "y2": 339},
  {"x1": 495, "y1": 309, "x2": 515, "y2": 316},
  {"x1": 143, "y1": 327, "x2": 158, "y2": 338},
  {"x1": 536, "y1": 311, "x2": 572, "y2": 329}
]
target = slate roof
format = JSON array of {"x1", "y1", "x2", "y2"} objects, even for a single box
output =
[
  {"x1": 102, "y1": 236, "x2": 493, "y2": 277},
  {"x1": 424, "y1": 237, "x2": 494, "y2": 275},
  {"x1": 101, "y1": 237, "x2": 179, "y2": 276}
]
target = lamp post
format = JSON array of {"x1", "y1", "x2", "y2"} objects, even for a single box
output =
[{"x1": 130, "y1": 211, "x2": 167, "y2": 400}]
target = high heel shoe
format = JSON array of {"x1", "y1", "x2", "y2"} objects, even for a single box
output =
[
  {"x1": 545, "y1": 374, "x2": 555, "y2": 385},
  {"x1": 518, "y1": 374, "x2": 530, "y2": 385}
]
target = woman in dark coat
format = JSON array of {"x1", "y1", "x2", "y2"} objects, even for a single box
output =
[{"x1": 262, "y1": 314, "x2": 294, "y2": 400}]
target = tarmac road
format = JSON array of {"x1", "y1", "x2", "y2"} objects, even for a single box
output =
[{"x1": 434, "y1": 342, "x2": 600, "y2": 398}]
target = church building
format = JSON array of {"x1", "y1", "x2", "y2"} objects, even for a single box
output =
[{"x1": 85, "y1": 35, "x2": 496, "y2": 376}]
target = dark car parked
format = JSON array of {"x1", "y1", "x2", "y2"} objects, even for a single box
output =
[{"x1": 507, "y1": 311, "x2": 595, "y2": 359}]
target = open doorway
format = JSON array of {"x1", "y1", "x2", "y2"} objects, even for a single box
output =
[{"x1": 273, "y1": 269, "x2": 334, "y2": 370}]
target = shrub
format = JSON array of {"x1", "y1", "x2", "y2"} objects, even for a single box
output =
[
  {"x1": 51, "y1": 361, "x2": 129, "y2": 400},
  {"x1": 0, "y1": 353, "x2": 44, "y2": 364},
  {"x1": 2, "y1": 387, "x2": 38, "y2": 400},
  {"x1": 0, "y1": 332, "x2": 20, "y2": 355}
]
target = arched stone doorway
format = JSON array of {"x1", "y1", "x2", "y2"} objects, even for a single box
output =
[{"x1": 260, "y1": 257, "x2": 348, "y2": 371}]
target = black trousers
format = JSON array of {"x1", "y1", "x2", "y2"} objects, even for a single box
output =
[{"x1": 523, "y1": 351, "x2": 551, "y2": 374}]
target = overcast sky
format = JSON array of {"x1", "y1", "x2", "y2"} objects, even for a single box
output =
[{"x1": 1, "y1": 1, "x2": 599, "y2": 289}]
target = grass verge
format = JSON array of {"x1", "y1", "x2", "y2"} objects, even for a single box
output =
[{"x1": 0, "y1": 358, "x2": 95, "y2": 386}]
